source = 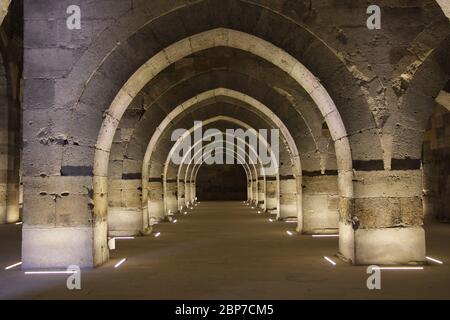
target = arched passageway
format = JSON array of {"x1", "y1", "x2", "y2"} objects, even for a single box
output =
[
  {"x1": 196, "y1": 165, "x2": 247, "y2": 201},
  {"x1": 1, "y1": 0, "x2": 450, "y2": 301},
  {"x1": 6, "y1": 0, "x2": 448, "y2": 284}
]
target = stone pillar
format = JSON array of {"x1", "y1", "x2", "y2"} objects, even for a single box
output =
[
  {"x1": 148, "y1": 178, "x2": 164, "y2": 221},
  {"x1": 108, "y1": 178, "x2": 142, "y2": 237},
  {"x1": 343, "y1": 169, "x2": 426, "y2": 265},
  {"x1": 247, "y1": 179, "x2": 252, "y2": 202},
  {"x1": 265, "y1": 176, "x2": 278, "y2": 213},
  {"x1": 0, "y1": 67, "x2": 7, "y2": 223},
  {"x1": 257, "y1": 176, "x2": 265, "y2": 210},
  {"x1": 279, "y1": 176, "x2": 297, "y2": 220},
  {"x1": 185, "y1": 180, "x2": 191, "y2": 206},
  {"x1": 178, "y1": 180, "x2": 185, "y2": 211},
  {"x1": 6, "y1": 112, "x2": 20, "y2": 224},
  {"x1": 190, "y1": 181, "x2": 196, "y2": 203},
  {"x1": 0, "y1": 53, "x2": 20, "y2": 224},
  {"x1": 252, "y1": 179, "x2": 258, "y2": 205},
  {"x1": 165, "y1": 180, "x2": 178, "y2": 214},
  {"x1": 302, "y1": 173, "x2": 339, "y2": 234},
  {"x1": 423, "y1": 103, "x2": 450, "y2": 222}
]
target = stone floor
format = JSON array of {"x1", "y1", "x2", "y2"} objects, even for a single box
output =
[{"x1": 1, "y1": 202, "x2": 449, "y2": 299}]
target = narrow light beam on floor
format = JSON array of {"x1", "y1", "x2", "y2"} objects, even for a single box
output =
[
  {"x1": 15, "y1": 222, "x2": 22, "y2": 225},
  {"x1": 324, "y1": 256, "x2": 336, "y2": 266},
  {"x1": 286, "y1": 231, "x2": 294, "y2": 236},
  {"x1": 312, "y1": 234, "x2": 339, "y2": 238},
  {"x1": 5, "y1": 262, "x2": 22, "y2": 270},
  {"x1": 114, "y1": 258, "x2": 127, "y2": 268},
  {"x1": 173, "y1": 219, "x2": 178, "y2": 223},
  {"x1": 269, "y1": 219, "x2": 273, "y2": 222},
  {"x1": 426, "y1": 256, "x2": 443, "y2": 264},
  {"x1": 25, "y1": 270, "x2": 77, "y2": 275},
  {"x1": 372, "y1": 267, "x2": 424, "y2": 271},
  {"x1": 183, "y1": 211, "x2": 188, "y2": 215},
  {"x1": 154, "y1": 232, "x2": 161, "y2": 238}
]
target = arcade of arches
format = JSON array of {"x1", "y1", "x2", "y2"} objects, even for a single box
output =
[{"x1": 0, "y1": 0, "x2": 450, "y2": 299}]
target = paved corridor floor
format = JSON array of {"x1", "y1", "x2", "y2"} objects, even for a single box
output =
[{"x1": 1, "y1": 202, "x2": 450, "y2": 299}]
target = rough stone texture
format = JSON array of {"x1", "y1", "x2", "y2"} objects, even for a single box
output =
[
  {"x1": 19, "y1": 0, "x2": 450, "y2": 268},
  {"x1": 108, "y1": 207, "x2": 142, "y2": 236},
  {"x1": 302, "y1": 175, "x2": 339, "y2": 233},
  {"x1": 423, "y1": 102, "x2": 450, "y2": 222},
  {"x1": 0, "y1": 1, "x2": 22, "y2": 225},
  {"x1": 22, "y1": 226, "x2": 94, "y2": 269},
  {"x1": 354, "y1": 227, "x2": 426, "y2": 265}
]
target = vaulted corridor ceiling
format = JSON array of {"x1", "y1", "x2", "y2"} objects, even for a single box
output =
[{"x1": 0, "y1": 0, "x2": 449, "y2": 300}]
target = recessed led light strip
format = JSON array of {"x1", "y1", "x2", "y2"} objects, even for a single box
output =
[
  {"x1": 5, "y1": 262, "x2": 22, "y2": 270},
  {"x1": 312, "y1": 234, "x2": 339, "y2": 238},
  {"x1": 25, "y1": 270, "x2": 77, "y2": 275},
  {"x1": 426, "y1": 256, "x2": 443, "y2": 264},
  {"x1": 372, "y1": 267, "x2": 424, "y2": 270},
  {"x1": 114, "y1": 258, "x2": 127, "y2": 268},
  {"x1": 114, "y1": 236, "x2": 135, "y2": 240},
  {"x1": 324, "y1": 256, "x2": 336, "y2": 266}
]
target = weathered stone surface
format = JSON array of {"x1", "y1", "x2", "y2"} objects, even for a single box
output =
[{"x1": 17, "y1": 0, "x2": 449, "y2": 269}]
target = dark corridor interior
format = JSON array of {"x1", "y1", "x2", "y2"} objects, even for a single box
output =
[{"x1": 196, "y1": 164, "x2": 247, "y2": 201}]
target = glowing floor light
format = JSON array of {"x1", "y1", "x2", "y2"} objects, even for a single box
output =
[
  {"x1": 324, "y1": 256, "x2": 336, "y2": 266},
  {"x1": 173, "y1": 219, "x2": 178, "y2": 223},
  {"x1": 15, "y1": 222, "x2": 22, "y2": 225},
  {"x1": 114, "y1": 258, "x2": 127, "y2": 268},
  {"x1": 184, "y1": 211, "x2": 188, "y2": 215},
  {"x1": 114, "y1": 236, "x2": 135, "y2": 240},
  {"x1": 269, "y1": 219, "x2": 273, "y2": 223},
  {"x1": 286, "y1": 231, "x2": 294, "y2": 236},
  {"x1": 25, "y1": 270, "x2": 77, "y2": 275},
  {"x1": 5, "y1": 262, "x2": 22, "y2": 270},
  {"x1": 154, "y1": 232, "x2": 161, "y2": 238},
  {"x1": 426, "y1": 256, "x2": 443, "y2": 264},
  {"x1": 312, "y1": 234, "x2": 339, "y2": 238},
  {"x1": 372, "y1": 267, "x2": 424, "y2": 271}
]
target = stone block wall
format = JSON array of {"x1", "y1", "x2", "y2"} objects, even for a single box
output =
[
  {"x1": 423, "y1": 102, "x2": 450, "y2": 222},
  {"x1": 0, "y1": 0, "x2": 22, "y2": 224}
]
